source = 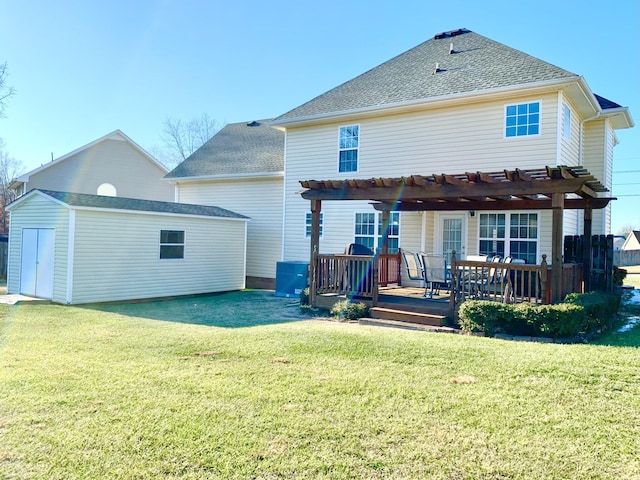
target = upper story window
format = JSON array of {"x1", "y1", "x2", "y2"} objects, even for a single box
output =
[
  {"x1": 305, "y1": 212, "x2": 324, "y2": 238},
  {"x1": 505, "y1": 102, "x2": 540, "y2": 137},
  {"x1": 160, "y1": 230, "x2": 185, "y2": 259},
  {"x1": 338, "y1": 125, "x2": 359, "y2": 173},
  {"x1": 562, "y1": 103, "x2": 571, "y2": 140}
]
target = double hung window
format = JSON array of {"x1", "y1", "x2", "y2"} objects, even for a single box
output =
[
  {"x1": 354, "y1": 212, "x2": 399, "y2": 253},
  {"x1": 478, "y1": 213, "x2": 538, "y2": 263},
  {"x1": 338, "y1": 125, "x2": 359, "y2": 173},
  {"x1": 160, "y1": 230, "x2": 185, "y2": 259},
  {"x1": 305, "y1": 212, "x2": 324, "y2": 237}
]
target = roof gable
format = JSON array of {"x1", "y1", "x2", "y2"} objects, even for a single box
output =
[
  {"x1": 165, "y1": 119, "x2": 284, "y2": 179},
  {"x1": 275, "y1": 29, "x2": 579, "y2": 122},
  {"x1": 12, "y1": 130, "x2": 168, "y2": 187},
  {"x1": 8, "y1": 189, "x2": 249, "y2": 221}
]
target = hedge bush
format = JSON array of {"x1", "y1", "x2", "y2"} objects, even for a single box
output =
[
  {"x1": 330, "y1": 300, "x2": 370, "y2": 321},
  {"x1": 458, "y1": 292, "x2": 619, "y2": 339}
]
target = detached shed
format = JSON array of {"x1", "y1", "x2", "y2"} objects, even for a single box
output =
[{"x1": 6, "y1": 190, "x2": 249, "y2": 304}]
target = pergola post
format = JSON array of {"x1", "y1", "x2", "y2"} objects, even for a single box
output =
[
  {"x1": 551, "y1": 193, "x2": 564, "y2": 303},
  {"x1": 379, "y1": 210, "x2": 390, "y2": 255},
  {"x1": 309, "y1": 199, "x2": 321, "y2": 307},
  {"x1": 582, "y1": 205, "x2": 593, "y2": 292}
]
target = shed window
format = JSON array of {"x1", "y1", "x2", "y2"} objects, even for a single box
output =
[{"x1": 160, "y1": 230, "x2": 185, "y2": 259}]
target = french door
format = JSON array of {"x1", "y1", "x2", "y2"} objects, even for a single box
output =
[{"x1": 437, "y1": 214, "x2": 467, "y2": 260}]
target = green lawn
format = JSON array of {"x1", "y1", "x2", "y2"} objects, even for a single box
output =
[{"x1": 1, "y1": 291, "x2": 639, "y2": 479}]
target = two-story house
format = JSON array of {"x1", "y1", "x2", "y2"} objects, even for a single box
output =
[{"x1": 271, "y1": 28, "x2": 633, "y2": 272}]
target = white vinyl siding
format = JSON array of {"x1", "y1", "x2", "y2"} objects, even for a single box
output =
[
  {"x1": 582, "y1": 119, "x2": 610, "y2": 235},
  {"x1": 284, "y1": 93, "x2": 559, "y2": 262},
  {"x1": 23, "y1": 138, "x2": 174, "y2": 201},
  {"x1": 558, "y1": 94, "x2": 580, "y2": 167},
  {"x1": 177, "y1": 176, "x2": 283, "y2": 279},
  {"x1": 70, "y1": 210, "x2": 245, "y2": 304},
  {"x1": 7, "y1": 195, "x2": 69, "y2": 303}
]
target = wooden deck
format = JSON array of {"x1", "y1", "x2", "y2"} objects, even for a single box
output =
[{"x1": 317, "y1": 285, "x2": 453, "y2": 327}]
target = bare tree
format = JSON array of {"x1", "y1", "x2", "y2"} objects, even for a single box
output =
[
  {"x1": 160, "y1": 113, "x2": 219, "y2": 167},
  {"x1": 616, "y1": 224, "x2": 639, "y2": 238},
  {"x1": 0, "y1": 140, "x2": 25, "y2": 233},
  {"x1": 0, "y1": 62, "x2": 16, "y2": 119}
]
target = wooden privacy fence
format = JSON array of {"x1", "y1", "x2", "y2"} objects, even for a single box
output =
[{"x1": 564, "y1": 234, "x2": 614, "y2": 292}]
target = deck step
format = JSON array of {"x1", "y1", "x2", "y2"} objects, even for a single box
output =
[
  {"x1": 369, "y1": 307, "x2": 448, "y2": 326},
  {"x1": 360, "y1": 317, "x2": 457, "y2": 333}
]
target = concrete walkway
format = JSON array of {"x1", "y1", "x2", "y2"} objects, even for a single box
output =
[{"x1": 0, "y1": 285, "x2": 49, "y2": 305}]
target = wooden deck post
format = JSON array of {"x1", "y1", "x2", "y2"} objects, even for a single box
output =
[
  {"x1": 551, "y1": 193, "x2": 564, "y2": 303},
  {"x1": 449, "y1": 250, "x2": 457, "y2": 315},
  {"x1": 539, "y1": 254, "x2": 549, "y2": 304},
  {"x1": 309, "y1": 200, "x2": 321, "y2": 307},
  {"x1": 582, "y1": 204, "x2": 592, "y2": 292},
  {"x1": 380, "y1": 210, "x2": 390, "y2": 255}
]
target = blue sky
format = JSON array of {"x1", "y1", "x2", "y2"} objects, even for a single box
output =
[{"x1": 1, "y1": 0, "x2": 638, "y2": 233}]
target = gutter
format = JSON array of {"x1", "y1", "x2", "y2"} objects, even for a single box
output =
[{"x1": 165, "y1": 171, "x2": 284, "y2": 182}]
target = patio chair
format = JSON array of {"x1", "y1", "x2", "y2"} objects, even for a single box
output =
[
  {"x1": 401, "y1": 250, "x2": 428, "y2": 297},
  {"x1": 420, "y1": 253, "x2": 450, "y2": 299}
]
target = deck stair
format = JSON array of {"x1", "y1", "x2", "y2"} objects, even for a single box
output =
[{"x1": 369, "y1": 306, "x2": 448, "y2": 326}]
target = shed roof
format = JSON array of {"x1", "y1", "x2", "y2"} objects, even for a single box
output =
[
  {"x1": 165, "y1": 119, "x2": 284, "y2": 180},
  {"x1": 8, "y1": 190, "x2": 249, "y2": 220}
]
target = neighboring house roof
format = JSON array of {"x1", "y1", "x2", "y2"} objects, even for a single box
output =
[
  {"x1": 10, "y1": 130, "x2": 168, "y2": 190},
  {"x1": 622, "y1": 230, "x2": 640, "y2": 250},
  {"x1": 273, "y1": 29, "x2": 632, "y2": 128},
  {"x1": 8, "y1": 189, "x2": 249, "y2": 221},
  {"x1": 165, "y1": 119, "x2": 284, "y2": 180}
]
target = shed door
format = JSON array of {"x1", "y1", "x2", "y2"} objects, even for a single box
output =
[{"x1": 20, "y1": 228, "x2": 55, "y2": 299}]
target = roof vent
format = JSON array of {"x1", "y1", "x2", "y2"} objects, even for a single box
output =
[
  {"x1": 434, "y1": 28, "x2": 470, "y2": 40},
  {"x1": 449, "y1": 42, "x2": 455, "y2": 54},
  {"x1": 247, "y1": 121, "x2": 260, "y2": 127},
  {"x1": 432, "y1": 63, "x2": 444, "y2": 75}
]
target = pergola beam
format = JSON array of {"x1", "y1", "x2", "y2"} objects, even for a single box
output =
[
  {"x1": 300, "y1": 178, "x2": 587, "y2": 202},
  {"x1": 371, "y1": 197, "x2": 613, "y2": 211}
]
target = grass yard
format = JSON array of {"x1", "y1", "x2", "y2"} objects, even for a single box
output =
[{"x1": 1, "y1": 291, "x2": 639, "y2": 479}]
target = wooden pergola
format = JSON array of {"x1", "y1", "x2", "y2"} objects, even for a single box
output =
[{"x1": 300, "y1": 166, "x2": 613, "y2": 304}]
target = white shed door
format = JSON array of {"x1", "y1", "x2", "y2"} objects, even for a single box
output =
[{"x1": 20, "y1": 228, "x2": 55, "y2": 299}]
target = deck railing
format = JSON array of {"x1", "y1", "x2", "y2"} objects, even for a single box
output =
[
  {"x1": 312, "y1": 252, "x2": 400, "y2": 303},
  {"x1": 452, "y1": 258, "x2": 548, "y2": 306}
]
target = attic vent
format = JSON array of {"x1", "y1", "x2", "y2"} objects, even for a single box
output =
[
  {"x1": 247, "y1": 121, "x2": 260, "y2": 127},
  {"x1": 434, "y1": 28, "x2": 470, "y2": 40}
]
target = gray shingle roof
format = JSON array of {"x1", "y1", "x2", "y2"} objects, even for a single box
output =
[
  {"x1": 165, "y1": 119, "x2": 284, "y2": 179},
  {"x1": 594, "y1": 94, "x2": 622, "y2": 110},
  {"x1": 36, "y1": 190, "x2": 249, "y2": 220},
  {"x1": 275, "y1": 29, "x2": 579, "y2": 121}
]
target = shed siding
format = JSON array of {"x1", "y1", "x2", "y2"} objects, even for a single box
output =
[
  {"x1": 70, "y1": 210, "x2": 246, "y2": 304},
  {"x1": 285, "y1": 93, "x2": 559, "y2": 262},
  {"x1": 176, "y1": 176, "x2": 283, "y2": 279},
  {"x1": 24, "y1": 139, "x2": 174, "y2": 201},
  {"x1": 7, "y1": 195, "x2": 69, "y2": 303}
]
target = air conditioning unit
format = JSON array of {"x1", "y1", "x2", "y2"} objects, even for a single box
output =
[{"x1": 275, "y1": 261, "x2": 309, "y2": 298}]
